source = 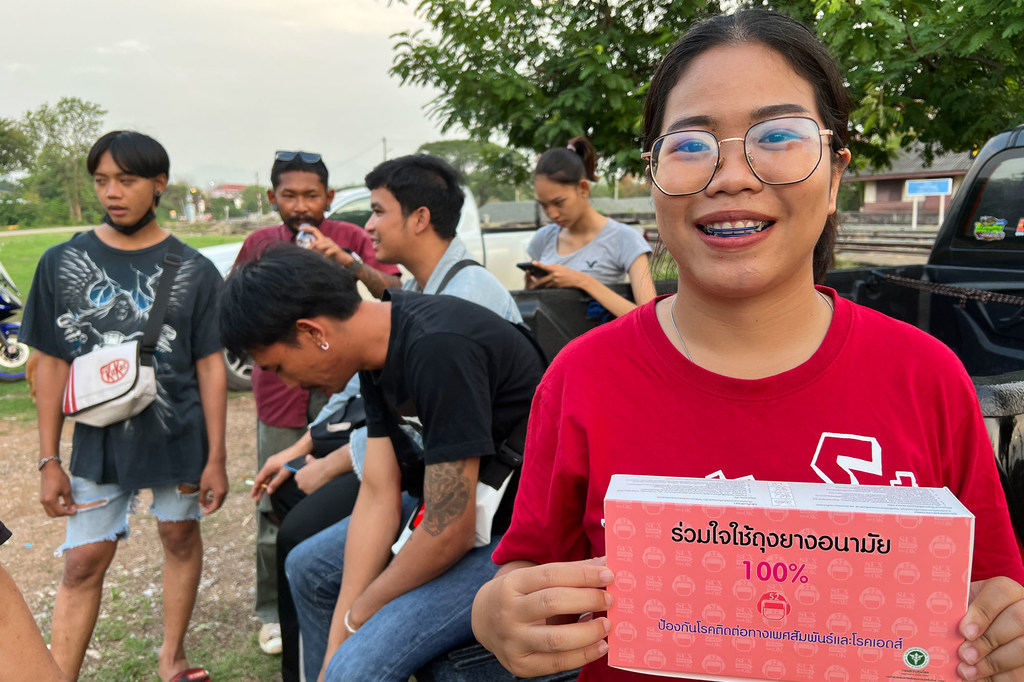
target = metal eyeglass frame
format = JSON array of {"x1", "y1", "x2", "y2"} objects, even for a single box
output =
[{"x1": 640, "y1": 116, "x2": 834, "y2": 197}]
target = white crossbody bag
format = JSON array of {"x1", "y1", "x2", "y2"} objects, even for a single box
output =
[{"x1": 62, "y1": 239, "x2": 183, "y2": 428}]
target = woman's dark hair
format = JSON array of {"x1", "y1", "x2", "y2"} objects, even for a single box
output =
[
  {"x1": 534, "y1": 136, "x2": 600, "y2": 185},
  {"x1": 220, "y1": 244, "x2": 362, "y2": 356},
  {"x1": 643, "y1": 10, "x2": 851, "y2": 283},
  {"x1": 365, "y1": 154, "x2": 465, "y2": 240},
  {"x1": 86, "y1": 131, "x2": 170, "y2": 206}
]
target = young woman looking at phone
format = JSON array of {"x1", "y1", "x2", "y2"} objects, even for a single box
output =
[
  {"x1": 525, "y1": 137, "x2": 656, "y2": 318},
  {"x1": 474, "y1": 10, "x2": 1024, "y2": 682}
]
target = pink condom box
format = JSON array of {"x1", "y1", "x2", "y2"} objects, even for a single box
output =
[{"x1": 604, "y1": 475, "x2": 974, "y2": 682}]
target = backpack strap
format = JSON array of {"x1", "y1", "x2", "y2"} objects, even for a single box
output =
[
  {"x1": 140, "y1": 237, "x2": 184, "y2": 364},
  {"x1": 434, "y1": 259, "x2": 481, "y2": 295}
]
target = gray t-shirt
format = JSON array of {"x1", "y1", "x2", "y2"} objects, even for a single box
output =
[
  {"x1": 20, "y1": 231, "x2": 223, "y2": 490},
  {"x1": 526, "y1": 218, "x2": 651, "y2": 285}
]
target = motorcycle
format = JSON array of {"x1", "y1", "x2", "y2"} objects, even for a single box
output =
[{"x1": 0, "y1": 260, "x2": 31, "y2": 382}]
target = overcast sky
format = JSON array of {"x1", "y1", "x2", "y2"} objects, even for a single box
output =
[{"x1": 1, "y1": 0, "x2": 454, "y2": 188}]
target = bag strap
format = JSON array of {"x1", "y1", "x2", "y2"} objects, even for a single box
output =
[
  {"x1": 479, "y1": 415, "x2": 528, "y2": 490},
  {"x1": 140, "y1": 237, "x2": 184, "y2": 362},
  {"x1": 478, "y1": 323, "x2": 548, "y2": 490},
  {"x1": 434, "y1": 259, "x2": 481, "y2": 295}
]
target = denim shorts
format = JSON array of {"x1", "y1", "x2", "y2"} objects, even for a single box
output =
[{"x1": 58, "y1": 476, "x2": 202, "y2": 556}]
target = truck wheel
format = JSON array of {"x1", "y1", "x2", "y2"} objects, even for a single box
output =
[
  {"x1": 0, "y1": 332, "x2": 30, "y2": 382},
  {"x1": 224, "y1": 348, "x2": 253, "y2": 392}
]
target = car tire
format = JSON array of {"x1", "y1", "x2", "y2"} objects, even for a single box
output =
[{"x1": 224, "y1": 348, "x2": 253, "y2": 392}]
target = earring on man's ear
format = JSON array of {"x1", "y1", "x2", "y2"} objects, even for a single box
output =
[
  {"x1": 155, "y1": 190, "x2": 162, "y2": 197},
  {"x1": 319, "y1": 341, "x2": 330, "y2": 351}
]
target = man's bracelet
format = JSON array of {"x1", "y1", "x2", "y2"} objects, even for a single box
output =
[
  {"x1": 344, "y1": 608, "x2": 359, "y2": 635},
  {"x1": 37, "y1": 455, "x2": 62, "y2": 471}
]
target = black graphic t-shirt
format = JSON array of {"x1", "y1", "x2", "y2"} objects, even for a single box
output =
[{"x1": 20, "y1": 231, "x2": 223, "y2": 490}]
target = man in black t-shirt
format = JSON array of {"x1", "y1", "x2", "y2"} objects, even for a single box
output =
[
  {"x1": 220, "y1": 245, "x2": 545, "y2": 682},
  {"x1": 20, "y1": 131, "x2": 226, "y2": 682}
]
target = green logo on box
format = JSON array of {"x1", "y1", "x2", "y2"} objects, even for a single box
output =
[{"x1": 903, "y1": 647, "x2": 930, "y2": 670}]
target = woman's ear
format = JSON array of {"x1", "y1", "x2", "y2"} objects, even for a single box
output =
[
  {"x1": 578, "y1": 178, "x2": 591, "y2": 199},
  {"x1": 827, "y1": 148, "x2": 852, "y2": 216}
]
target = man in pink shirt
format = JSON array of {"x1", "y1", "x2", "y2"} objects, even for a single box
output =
[{"x1": 233, "y1": 150, "x2": 400, "y2": 654}]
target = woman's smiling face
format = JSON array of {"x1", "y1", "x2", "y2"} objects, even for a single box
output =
[{"x1": 653, "y1": 42, "x2": 849, "y2": 300}]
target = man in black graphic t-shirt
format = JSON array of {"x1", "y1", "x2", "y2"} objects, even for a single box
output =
[{"x1": 20, "y1": 131, "x2": 226, "y2": 682}]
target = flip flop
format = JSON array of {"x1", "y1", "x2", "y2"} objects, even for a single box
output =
[{"x1": 169, "y1": 668, "x2": 211, "y2": 682}]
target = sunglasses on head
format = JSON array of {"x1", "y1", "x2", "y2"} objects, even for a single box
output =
[{"x1": 274, "y1": 151, "x2": 323, "y2": 164}]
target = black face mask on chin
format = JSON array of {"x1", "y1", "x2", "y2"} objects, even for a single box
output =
[{"x1": 102, "y1": 209, "x2": 156, "y2": 236}]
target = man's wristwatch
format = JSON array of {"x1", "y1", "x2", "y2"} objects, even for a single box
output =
[
  {"x1": 346, "y1": 250, "x2": 363, "y2": 275},
  {"x1": 37, "y1": 455, "x2": 62, "y2": 471}
]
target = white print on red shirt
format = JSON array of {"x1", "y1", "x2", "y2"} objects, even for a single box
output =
[{"x1": 705, "y1": 433, "x2": 919, "y2": 487}]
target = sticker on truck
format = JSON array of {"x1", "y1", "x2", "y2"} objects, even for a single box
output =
[
  {"x1": 974, "y1": 216, "x2": 1007, "y2": 241},
  {"x1": 1016, "y1": 218, "x2": 1024, "y2": 237}
]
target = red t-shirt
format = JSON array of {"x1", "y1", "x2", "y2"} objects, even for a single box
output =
[
  {"x1": 494, "y1": 290, "x2": 1024, "y2": 682},
  {"x1": 233, "y1": 220, "x2": 400, "y2": 427}
]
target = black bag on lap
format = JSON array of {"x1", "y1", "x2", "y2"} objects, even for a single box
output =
[{"x1": 308, "y1": 395, "x2": 366, "y2": 458}]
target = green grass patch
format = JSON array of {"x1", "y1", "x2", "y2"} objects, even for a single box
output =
[
  {"x1": 0, "y1": 380, "x2": 34, "y2": 422},
  {"x1": 79, "y1": 581, "x2": 280, "y2": 682}
]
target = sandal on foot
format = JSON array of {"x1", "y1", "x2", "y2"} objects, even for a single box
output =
[{"x1": 169, "y1": 668, "x2": 211, "y2": 682}]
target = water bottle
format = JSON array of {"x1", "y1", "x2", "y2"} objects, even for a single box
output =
[{"x1": 295, "y1": 224, "x2": 315, "y2": 249}]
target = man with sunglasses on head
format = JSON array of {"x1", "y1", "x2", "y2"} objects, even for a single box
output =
[{"x1": 233, "y1": 150, "x2": 401, "y2": 655}]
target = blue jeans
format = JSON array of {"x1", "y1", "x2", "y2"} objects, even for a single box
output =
[
  {"x1": 285, "y1": 493, "x2": 503, "y2": 682},
  {"x1": 60, "y1": 476, "x2": 201, "y2": 555}
]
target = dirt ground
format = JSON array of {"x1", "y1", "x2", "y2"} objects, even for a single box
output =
[{"x1": 0, "y1": 393, "x2": 262, "y2": 667}]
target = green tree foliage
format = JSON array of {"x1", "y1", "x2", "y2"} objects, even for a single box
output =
[
  {"x1": 23, "y1": 97, "x2": 107, "y2": 223},
  {"x1": 0, "y1": 118, "x2": 33, "y2": 178},
  {"x1": 806, "y1": 0, "x2": 1024, "y2": 169},
  {"x1": 392, "y1": 1, "x2": 722, "y2": 179},
  {"x1": 416, "y1": 139, "x2": 531, "y2": 203},
  {"x1": 157, "y1": 182, "x2": 191, "y2": 222},
  {"x1": 393, "y1": 0, "x2": 1023, "y2": 173},
  {"x1": 240, "y1": 185, "x2": 265, "y2": 213}
]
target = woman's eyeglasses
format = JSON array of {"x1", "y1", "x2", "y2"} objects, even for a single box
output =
[
  {"x1": 274, "y1": 151, "x2": 323, "y2": 164},
  {"x1": 642, "y1": 116, "x2": 834, "y2": 196}
]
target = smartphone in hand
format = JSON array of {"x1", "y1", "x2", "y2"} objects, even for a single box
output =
[
  {"x1": 516, "y1": 261, "x2": 550, "y2": 277},
  {"x1": 283, "y1": 456, "x2": 308, "y2": 473}
]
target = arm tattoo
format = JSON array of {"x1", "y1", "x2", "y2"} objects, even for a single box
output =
[
  {"x1": 357, "y1": 264, "x2": 402, "y2": 299},
  {"x1": 422, "y1": 460, "x2": 472, "y2": 536}
]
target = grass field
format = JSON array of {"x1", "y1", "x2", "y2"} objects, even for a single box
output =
[{"x1": 0, "y1": 230, "x2": 244, "y2": 305}]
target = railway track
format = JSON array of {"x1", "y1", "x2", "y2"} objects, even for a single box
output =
[
  {"x1": 643, "y1": 226, "x2": 938, "y2": 256},
  {"x1": 835, "y1": 228, "x2": 937, "y2": 255}
]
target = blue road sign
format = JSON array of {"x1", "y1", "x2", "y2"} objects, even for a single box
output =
[{"x1": 906, "y1": 178, "x2": 953, "y2": 196}]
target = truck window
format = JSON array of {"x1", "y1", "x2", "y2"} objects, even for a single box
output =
[{"x1": 955, "y1": 150, "x2": 1024, "y2": 250}]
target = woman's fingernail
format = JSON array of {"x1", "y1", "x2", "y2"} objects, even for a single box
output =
[
  {"x1": 961, "y1": 646, "x2": 979, "y2": 664},
  {"x1": 597, "y1": 640, "x2": 609, "y2": 655},
  {"x1": 599, "y1": 569, "x2": 614, "y2": 583},
  {"x1": 958, "y1": 663, "x2": 978, "y2": 680}
]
